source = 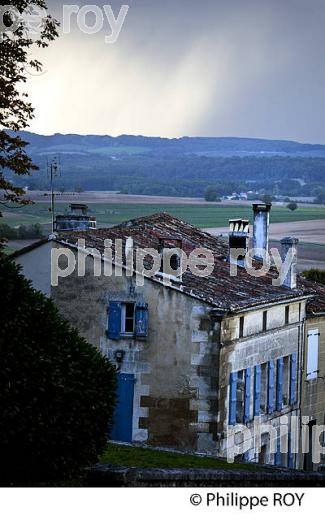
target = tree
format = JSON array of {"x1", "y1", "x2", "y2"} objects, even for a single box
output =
[
  {"x1": 315, "y1": 188, "x2": 325, "y2": 204},
  {"x1": 204, "y1": 186, "x2": 220, "y2": 202},
  {"x1": 0, "y1": 1, "x2": 59, "y2": 214},
  {"x1": 287, "y1": 202, "x2": 298, "y2": 211},
  {"x1": 302, "y1": 269, "x2": 325, "y2": 285},
  {"x1": 0, "y1": 258, "x2": 117, "y2": 483},
  {"x1": 261, "y1": 194, "x2": 273, "y2": 205}
]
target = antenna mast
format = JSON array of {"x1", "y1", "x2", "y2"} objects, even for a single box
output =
[{"x1": 47, "y1": 156, "x2": 61, "y2": 233}]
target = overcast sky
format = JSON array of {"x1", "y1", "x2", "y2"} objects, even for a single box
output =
[{"x1": 26, "y1": 0, "x2": 325, "y2": 143}]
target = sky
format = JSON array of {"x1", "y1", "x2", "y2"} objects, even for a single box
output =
[{"x1": 26, "y1": 0, "x2": 325, "y2": 143}]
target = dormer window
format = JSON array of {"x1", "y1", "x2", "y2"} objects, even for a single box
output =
[{"x1": 158, "y1": 238, "x2": 183, "y2": 279}]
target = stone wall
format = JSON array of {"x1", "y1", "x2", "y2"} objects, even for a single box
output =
[{"x1": 85, "y1": 463, "x2": 325, "y2": 487}]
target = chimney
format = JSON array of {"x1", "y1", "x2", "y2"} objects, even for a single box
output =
[
  {"x1": 252, "y1": 203, "x2": 271, "y2": 259},
  {"x1": 280, "y1": 237, "x2": 299, "y2": 289},
  {"x1": 228, "y1": 219, "x2": 250, "y2": 266},
  {"x1": 158, "y1": 238, "x2": 183, "y2": 278}
]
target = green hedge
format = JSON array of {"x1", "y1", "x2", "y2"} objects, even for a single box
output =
[{"x1": 0, "y1": 257, "x2": 116, "y2": 483}]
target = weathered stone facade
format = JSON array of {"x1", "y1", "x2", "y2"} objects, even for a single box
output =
[
  {"x1": 12, "y1": 213, "x2": 325, "y2": 470},
  {"x1": 300, "y1": 315, "x2": 325, "y2": 470}
]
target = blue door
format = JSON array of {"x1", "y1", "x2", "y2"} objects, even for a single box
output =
[{"x1": 111, "y1": 373, "x2": 135, "y2": 442}]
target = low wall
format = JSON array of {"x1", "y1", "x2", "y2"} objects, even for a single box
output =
[{"x1": 85, "y1": 464, "x2": 325, "y2": 487}]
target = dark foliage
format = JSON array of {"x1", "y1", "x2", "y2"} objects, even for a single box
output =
[
  {"x1": 302, "y1": 269, "x2": 325, "y2": 285},
  {"x1": 0, "y1": 223, "x2": 44, "y2": 240},
  {"x1": 0, "y1": 258, "x2": 116, "y2": 483},
  {"x1": 0, "y1": 1, "x2": 58, "y2": 213},
  {"x1": 10, "y1": 132, "x2": 325, "y2": 198},
  {"x1": 204, "y1": 186, "x2": 220, "y2": 202}
]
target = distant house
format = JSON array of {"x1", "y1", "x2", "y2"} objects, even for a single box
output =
[{"x1": 12, "y1": 207, "x2": 325, "y2": 469}]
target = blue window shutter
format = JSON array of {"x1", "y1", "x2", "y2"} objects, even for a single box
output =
[
  {"x1": 107, "y1": 301, "x2": 122, "y2": 340},
  {"x1": 276, "y1": 358, "x2": 283, "y2": 411},
  {"x1": 290, "y1": 353, "x2": 297, "y2": 405},
  {"x1": 254, "y1": 365, "x2": 261, "y2": 417},
  {"x1": 243, "y1": 450, "x2": 250, "y2": 462},
  {"x1": 229, "y1": 372, "x2": 237, "y2": 425},
  {"x1": 288, "y1": 433, "x2": 294, "y2": 469},
  {"x1": 244, "y1": 368, "x2": 251, "y2": 423},
  {"x1": 135, "y1": 303, "x2": 149, "y2": 338},
  {"x1": 275, "y1": 436, "x2": 281, "y2": 466},
  {"x1": 267, "y1": 360, "x2": 275, "y2": 414}
]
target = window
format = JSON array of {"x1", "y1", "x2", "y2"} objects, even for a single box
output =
[
  {"x1": 107, "y1": 301, "x2": 149, "y2": 340},
  {"x1": 121, "y1": 303, "x2": 135, "y2": 334},
  {"x1": 254, "y1": 365, "x2": 261, "y2": 417},
  {"x1": 285, "y1": 305, "x2": 290, "y2": 325},
  {"x1": 276, "y1": 358, "x2": 283, "y2": 411},
  {"x1": 236, "y1": 370, "x2": 245, "y2": 423},
  {"x1": 229, "y1": 368, "x2": 251, "y2": 424},
  {"x1": 262, "y1": 311, "x2": 267, "y2": 332},
  {"x1": 267, "y1": 361, "x2": 275, "y2": 414},
  {"x1": 260, "y1": 363, "x2": 268, "y2": 414},
  {"x1": 275, "y1": 356, "x2": 290, "y2": 411},
  {"x1": 290, "y1": 353, "x2": 297, "y2": 405},
  {"x1": 239, "y1": 316, "x2": 244, "y2": 338},
  {"x1": 306, "y1": 329, "x2": 319, "y2": 380},
  {"x1": 282, "y1": 356, "x2": 290, "y2": 407}
]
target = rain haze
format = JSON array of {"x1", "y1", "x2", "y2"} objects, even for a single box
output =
[{"x1": 27, "y1": 0, "x2": 325, "y2": 143}]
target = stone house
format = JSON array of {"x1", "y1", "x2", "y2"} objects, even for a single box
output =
[
  {"x1": 12, "y1": 207, "x2": 325, "y2": 468},
  {"x1": 299, "y1": 280, "x2": 325, "y2": 470}
]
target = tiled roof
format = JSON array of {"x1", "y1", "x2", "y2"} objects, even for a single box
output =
[
  {"x1": 297, "y1": 277, "x2": 325, "y2": 316},
  {"x1": 56, "y1": 212, "x2": 321, "y2": 313}
]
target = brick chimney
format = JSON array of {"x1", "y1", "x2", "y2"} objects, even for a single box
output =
[
  {"x1": 228, "y1": 219, "x2": 250, "y2": 266},
  {"x1": 252, "y1": 203, "x2": 271, "y2": 259},
  {"x1": 280, "y1": 237, "x2": 299, "y2": 289}
]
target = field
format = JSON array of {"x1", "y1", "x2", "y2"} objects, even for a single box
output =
[
  {"x1": 3, "y1": 201, "x2": 325, "y2": 230},
  {"x1": 3, "y1": 196, "x2": 325, "y2": 269}
]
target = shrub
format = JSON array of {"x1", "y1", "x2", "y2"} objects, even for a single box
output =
[
  {"x1": 287, "y1": 202, "x2": 298, "y2": 211},
  {"x1": 204, "y1": 186, "x2": 220, "y2": 202},
  {"x1": 0, "y1": 223, "x2": 45, "y2": 241},
  {"x1": 0, "y1": 258, "x2": 116, "y2": 483},
  {"x1": 261, "y1": 194, "x2": 273, "y2": 205},
  {"x1": 302, "y1": 268, "x2": 325, "y2": 285}
]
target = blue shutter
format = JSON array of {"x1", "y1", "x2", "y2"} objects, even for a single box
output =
[
  {"x1": 288, "y1": 433, "x2": 294, "y2": 469},
  {"x1": 275, "y1": 436, "x2": 281, "y2": 466},
  {"x1": 290, "y1": 353, "x2": 297, "y2": 405},
  {"x1": 276, "y1": 358, "x2": 283, "y2": 411},
  {"x1": 229, "y1": 372, "x2": 237, "y2": 425},
  {"x1": 244, "y1": 368, "x2": 251, "y2": 423},
  {"x1": 267, "y1": 360, "x2": 275, "y2": 414},
  {"x1": 107, "y1": 301, "x2": 122, "y2": 340},
  {"x1": 243, "y1": 450, "x2": 250, "y2": 462},
  {"x1": 135, "y1": 303, "x2": 149, "y2": 338},
  {"x1": 254, "y1": 365, "x2": 261, "y2": 417}
]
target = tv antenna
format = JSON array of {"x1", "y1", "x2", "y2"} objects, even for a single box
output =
[{"x1": 47, "y1": 155, "x2": 61, "y2": 233}]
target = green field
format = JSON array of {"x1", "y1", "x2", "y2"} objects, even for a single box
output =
[{"x1": 3, "y1": 202, "x2": 325, "y2": 230}]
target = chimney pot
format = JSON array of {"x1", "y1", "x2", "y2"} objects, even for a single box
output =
[
  {"x1": 280, "y1": 236, "x2": 299, "y2": 289},
  {"x1": 252, "y1": 203, "x2": 271, "y2": 259},
  {"x1": 228, "y1": 219, "x2": 250, "y2": 266}
]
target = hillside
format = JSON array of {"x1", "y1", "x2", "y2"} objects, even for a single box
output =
[{"x1": 8, "y1": 132, "x2": 325, "y2": 198}]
